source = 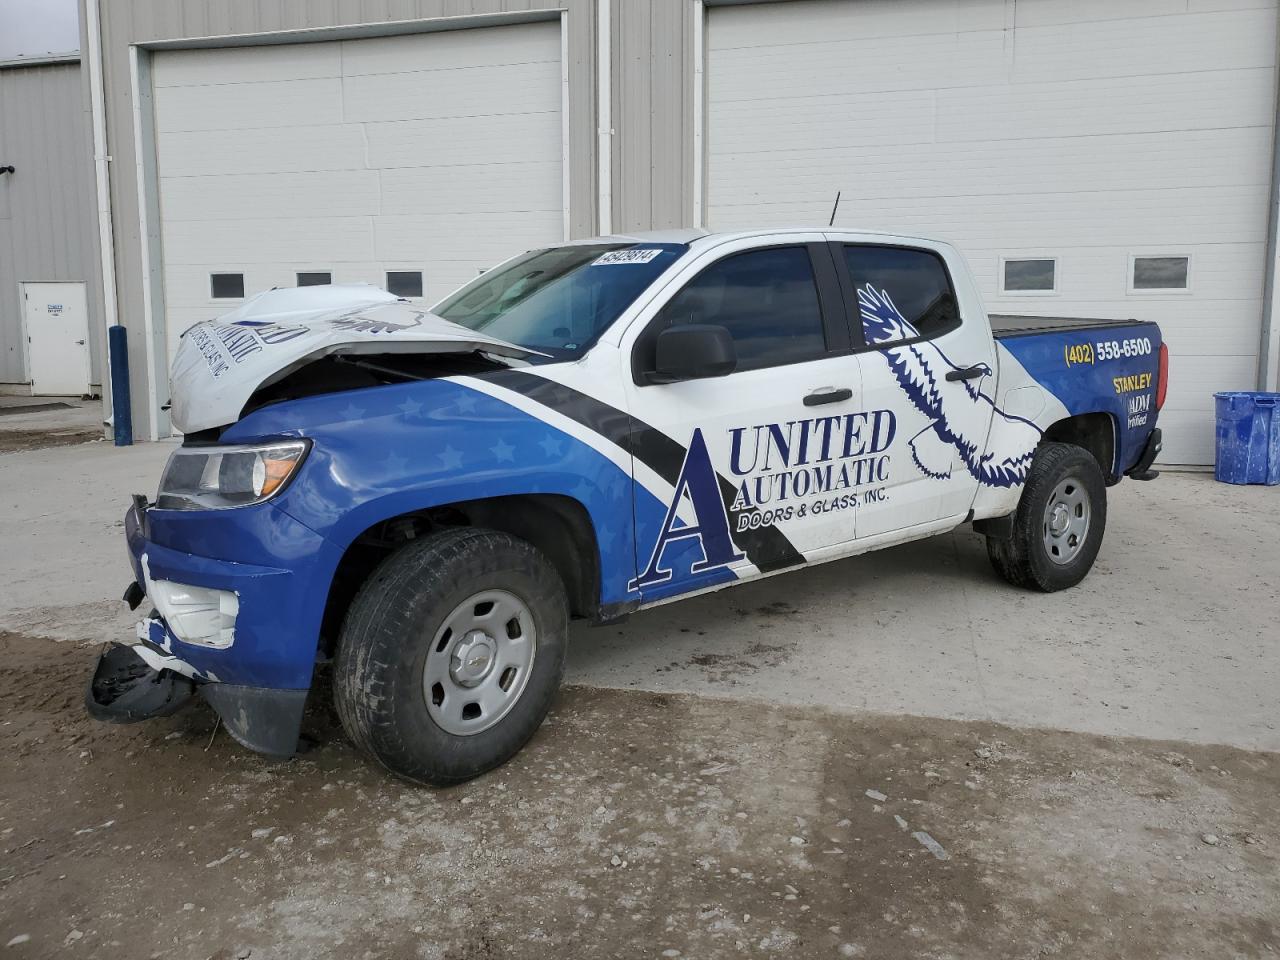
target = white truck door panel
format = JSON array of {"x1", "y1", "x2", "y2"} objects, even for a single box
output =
[
  {"x1": 619, "y1": 237, "x2": 863, "y2": 601},
  {"x1": 834, "y1": 243, "x2": 998, "y2": 539}
]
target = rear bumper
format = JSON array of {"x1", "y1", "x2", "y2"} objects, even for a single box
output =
[
  {"x1": 85, "y1": 640, "x2": 308, "y2": 758},
  {"x1": 1125, "y1": 427, "x2": 1162, "y2": 481}
]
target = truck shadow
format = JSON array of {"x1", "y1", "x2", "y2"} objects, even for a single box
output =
[{"x1": 568, "y1": 526, "x2": 1004, "y2": 684}]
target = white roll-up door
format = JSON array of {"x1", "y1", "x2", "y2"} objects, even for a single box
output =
[
  {"x1": 705, "y1": 0, "x2": 1278, "y2": 464},
  {"x1": 151, "y1": 21, "x2": 564, "y2": 364}
]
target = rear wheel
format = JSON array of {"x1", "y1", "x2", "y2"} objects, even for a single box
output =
[
  {"x1": 334, "y1": 527, "x2": 568, "y2": 785},
  {"x1": 986, "y1": 442, "x2": 1107, "y2": 592}
]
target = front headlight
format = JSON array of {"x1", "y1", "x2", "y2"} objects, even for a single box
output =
[{"x1": 156, "y1": 439, "x2": 310, "y2": 510}]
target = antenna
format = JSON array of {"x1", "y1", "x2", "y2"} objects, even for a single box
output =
[{"x1": 828, "y1": 191, "x2": 842, "y2": 227}]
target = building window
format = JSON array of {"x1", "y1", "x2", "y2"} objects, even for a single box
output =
[
  {"x1": 1131, "y1": 256, "x2": 1189, "y2": 292},
  {"x1": 1001, "y1": 258, "x2": 1056, "y2": 294},
  {"x1": 387, "y1": 271, "x2": 424, "y2": 298},
  {"x1": 210, "y1": 273, "x2": 244, "y2": 299},
  {"x1": 297, "y1": 272, "x2": 331, "y2": 287}
]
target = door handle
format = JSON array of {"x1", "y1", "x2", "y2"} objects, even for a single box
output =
[
  {"x1": 945, "y1": 364, "x2": 989, "y2": 382},
  {"x1": 803, "y1": 387, "x2": 853, "y2": 406},
  {"x1": 76, "y1": 340, "x2": 86, "y2": 345}
]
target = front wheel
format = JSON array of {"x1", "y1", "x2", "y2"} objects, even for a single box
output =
[
  {"x1": 986, "y1": 442, "x2": 1108, "y2": 592},
  {"x1": 334, "y1": 527, "x2": 568, "y2": 785}
]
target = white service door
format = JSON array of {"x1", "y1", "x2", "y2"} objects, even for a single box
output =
[
  {"x1": 705, "y1": 0, "x2": 1278, "y2": 464},
  {"x1": 620, "y1": 237, "x2": 864, "y2": 603},
  {"x1": 150, "y1": 21, "x2": 565, "y2": 365},
  {"x1": 23, "y1": 282, "x2": 91, "y2": 396}
]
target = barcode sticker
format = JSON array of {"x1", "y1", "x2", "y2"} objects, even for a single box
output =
[{"x1": 592, "y1": 248, "x2": 663, "y2": 266}]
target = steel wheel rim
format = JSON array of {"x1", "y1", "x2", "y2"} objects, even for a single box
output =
[
  {"x1": 1042, "y1": 476, "x2": 1091, "y2": 565},
  {"x1": 422, "y1": 588, "x2": 537, "y2": 736}
]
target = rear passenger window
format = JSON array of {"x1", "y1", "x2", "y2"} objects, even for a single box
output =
[
  {"x1": 842, "y1": 246, "x2": 959, "y2": 346},
  {"x1": 656, "y1": 246, "x2": 827, "y2": 371}
]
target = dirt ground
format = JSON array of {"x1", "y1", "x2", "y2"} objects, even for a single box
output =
[
  {"x1": 0, "y1": 398, "x2": 103, "y2": 454},
  {"x1": 1, "y1": 631, "x2": 1276, "y2": 960},
  {"x1": 0, "y1": 429, "x2": 102, "y2": 455}
]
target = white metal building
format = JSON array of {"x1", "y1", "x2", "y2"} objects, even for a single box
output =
[
  {"x1": 83, "y1": 0, "x2": 1280, "y2": 464},
  {"x1": 0, "y1": 54, "x2": 104, "y2": 397}
]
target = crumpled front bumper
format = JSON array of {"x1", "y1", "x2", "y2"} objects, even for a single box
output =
[
  {"x1": 86, "y1": 498, "x2": 343, "y2": 757},
  {"x1": 85, "y1": 635, "x2": 308, "y2": 757},
  {"x1": 123, "y1": 498, "x2": 341, "y2": 688}
]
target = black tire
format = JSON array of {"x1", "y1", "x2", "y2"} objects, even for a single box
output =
[
  {"x1": 986, "y1": 442, "x2": 1108, "y2": 592},
  {"x1": 334, "y1": 527, "x2": 568, "y2": 786}
]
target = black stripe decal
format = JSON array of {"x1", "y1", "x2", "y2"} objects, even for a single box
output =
[{"x1": 481, "y1": 368, "x2": 805, "y2": 574}]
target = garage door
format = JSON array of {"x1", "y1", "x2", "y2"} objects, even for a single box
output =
[
  {"x1": 705, "y1": 0, "x2": 1278, "y2": 464},
  {"x1": 151, "y1": 21, "x2": 564, "y2": 364}
]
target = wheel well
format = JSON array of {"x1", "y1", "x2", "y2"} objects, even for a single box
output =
[
  {"x1": 1042, "y1": 413, "x2": 1118, "y2": 483},
  {"x1": 318, "y1": 494, "x2": 602, "y2": 658}
]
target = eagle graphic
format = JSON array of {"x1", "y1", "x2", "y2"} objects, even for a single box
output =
[
  {"x1": 857, "y1": 284, "x2": 1042, "y2": 488},
  {"x1": 325, "y1": 307, "x2": 425, "y2": 335}
]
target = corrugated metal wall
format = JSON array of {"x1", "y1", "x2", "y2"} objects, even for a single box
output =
[
  {"x1": 94, "y1": 0, "x2": 698, "y2": 435},
  {"x1": 612, "y1": 0, "x2": 697, "y2": 230},
  {"x1": 0, "y1": 59, "x2": 104, "y2": 388}
]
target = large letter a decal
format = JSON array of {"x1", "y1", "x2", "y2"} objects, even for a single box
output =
[{"x1": 629, "y1": 428, "x2": 745, "y2": 591}]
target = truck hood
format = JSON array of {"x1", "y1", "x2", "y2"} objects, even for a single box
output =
[{"x1": 168, "y1": 285, "x2": 541, "y2": 433}]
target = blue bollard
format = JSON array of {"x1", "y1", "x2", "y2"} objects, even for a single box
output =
[
  {"x1": 107, "y1": 324, "x2": 133, "y2": 446},
  {"x1": 1214, "y1": 392, "x2": 1279, "y2": 485}
]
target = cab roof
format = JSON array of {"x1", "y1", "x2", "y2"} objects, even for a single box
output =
[{"x1": 568, "y1": 226, "x2": 949, "y2": 250}]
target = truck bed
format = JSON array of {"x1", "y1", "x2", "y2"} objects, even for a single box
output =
[
  {"x1": 989, "y1": 314, "x2": 1151, "y2": 338},
  {"x1": 991, "y1": 311, "x2": 1163, "y2": 479}
]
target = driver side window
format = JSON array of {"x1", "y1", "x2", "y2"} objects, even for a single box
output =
[{"x1": 650, "y1": 246, "x2": 828, "y2": 372}]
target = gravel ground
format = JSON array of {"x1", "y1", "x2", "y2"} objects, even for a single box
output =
[{"x1": 2, "y1": 632, "x2": 1277, "y2": 960}]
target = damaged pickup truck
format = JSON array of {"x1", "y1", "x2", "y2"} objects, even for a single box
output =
[{"x1": 88, "y1": 228, "x2": 1166, "y2": 785}]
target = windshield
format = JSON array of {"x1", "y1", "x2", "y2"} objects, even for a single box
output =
[{"x1": 433, "y1": 242, "x2": 686, "y2": 361}]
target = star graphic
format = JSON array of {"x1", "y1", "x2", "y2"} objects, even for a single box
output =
[
  {"x1": 571, "y1": 478, "x2": 594, "y2": 502},
  {"x1": 398, "y1": 396, "x2": 423, "y2": 418},
  {"x1": 383, "y1": 450, "x2": 408, "y2": 473},
  {"x1": 455, "y1": 392, "x2": 479, "y2": 414},
  {"x1": 339, "y1": 402, "x2": 365, "y2": 421},
  {"x1": 539, "y1": 435, "x2": 563, "y2": 458},
  {"x1": 596, "y1": 523, "x2": 614, "y2": 553},
  {"x1": 438, "y1": 445, "x2": 463, "y2": 471},
  {"x1": 491, "y1": 438, "x2": 515, "y2": 462}
]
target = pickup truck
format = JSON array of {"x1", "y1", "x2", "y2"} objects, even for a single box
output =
[{"x1": 87, "y1": 228, "x2": 1166, "y2": 785}]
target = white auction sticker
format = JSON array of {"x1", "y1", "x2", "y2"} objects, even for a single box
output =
[{"x1": 592, "y1": 248, "x2": 663, "y2": 265}]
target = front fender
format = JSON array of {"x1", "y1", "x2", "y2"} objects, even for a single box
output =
[{"x1": 224, "y1": 378, "x2": 640, "y2": 606}]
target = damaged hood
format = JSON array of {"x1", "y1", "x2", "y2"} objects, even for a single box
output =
[{"x1": 168, "y1": 285, "x2": 540, "y2": 433}]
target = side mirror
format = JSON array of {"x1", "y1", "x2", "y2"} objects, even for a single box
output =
[{"x1": 650, "y1": 324, "x2": 737, "y2": 383}]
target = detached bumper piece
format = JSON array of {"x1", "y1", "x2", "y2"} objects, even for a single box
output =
[
  {"x1": 86, "y1": 644, "x2": 195, "y2": 723},
  {"x1": 1126, "y1": 427, "x2": 1163, "y2": 481},
  {"x1": 85, "y1": 643, "x2": 308, "y2": 759}
]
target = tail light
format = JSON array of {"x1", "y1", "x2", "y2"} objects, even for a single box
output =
[{"x1": 1156, "y1": 342, "x2": 1169, "y2": 411}]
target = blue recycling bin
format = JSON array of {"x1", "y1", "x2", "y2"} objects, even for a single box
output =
[{"x1": 1214, "y1": 392, "x2": 1280, "y2": 485}]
